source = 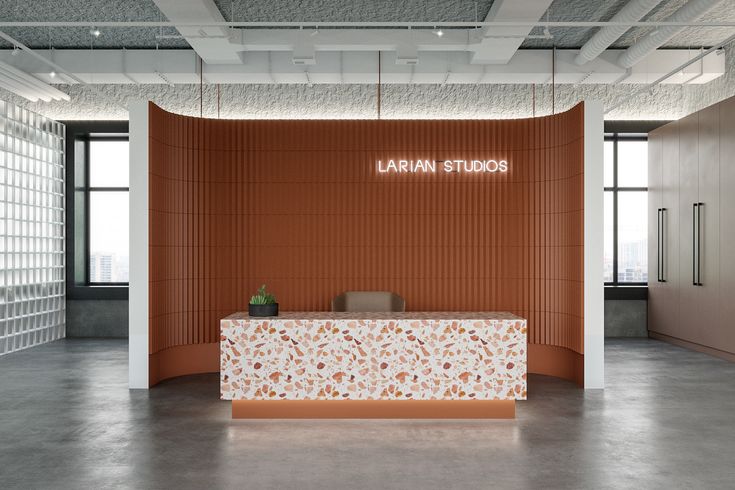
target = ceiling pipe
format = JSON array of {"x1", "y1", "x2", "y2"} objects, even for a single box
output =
[
  {"x1": 575, "y1": 0, "x2": 664, "y2": 65},
  {"x1": 618, "y1": 0, "x2": 723, "y2": 68},
  {"x1": 0, "y1": 20, "x2": 734, "y2": 28},
  {"x1": 607, "y1": 30, "x2": 735, "y2": 113}
]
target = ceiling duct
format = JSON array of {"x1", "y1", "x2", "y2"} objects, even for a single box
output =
[
  {"x1": 152, "y1": 0, "x2": 243, "y2": 64},
  {"x1": 617, "y1": 0, "x2": 723, "y2": 68},
  {"x1": 575, "y1": 0, "x2": 664, "y2": 65}
]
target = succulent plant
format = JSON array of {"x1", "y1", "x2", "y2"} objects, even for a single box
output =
[{"x1": 249, "y1": 284, "x2": 276, "y2": 305}]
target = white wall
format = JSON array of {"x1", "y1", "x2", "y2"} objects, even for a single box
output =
[
  {"x1": 584, "y1": 99, "x2": 605, "y2": 389},
  {"x1": 128, "y1": 100, "x2": 149, "y2": 389}
]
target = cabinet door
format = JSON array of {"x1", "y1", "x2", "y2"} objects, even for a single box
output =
[
  {"x1": 695, "y1": 104, "x2": 720, "y2": 347},
  {"x1": 719, "y1": 97, "x2": 735, "y2": 353},
  {"x1": 678, "y1": 112, "x2": 700, "y2": 340},
  {"x1": 657, "y1": 123, "x2": 681, "y2": 338},
  {"x1": 647, "y1": 129, "x2": 664, "y2": 333}
]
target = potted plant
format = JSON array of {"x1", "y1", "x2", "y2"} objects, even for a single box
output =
[{"x1": 248, "y1": 284, "x2": 279, "y2": 317}]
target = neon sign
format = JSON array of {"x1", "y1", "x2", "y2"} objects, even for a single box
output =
[{"x1": 377, "y1": 159, "x2": 508, "y2": 174}]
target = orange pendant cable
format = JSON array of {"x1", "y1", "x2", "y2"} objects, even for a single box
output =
[
  {"x1": 199, "y1": 55, "x2": 203, "y2": 118},
  {"x1": 552, "y1": 47, "x2": 556, "y2": 115},
  {"x1": 377, "y1": 51, "x2": 382, "y2": 120}
]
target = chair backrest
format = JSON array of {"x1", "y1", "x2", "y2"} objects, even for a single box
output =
[{"x1": 332, "y1": 291, "x2": 406, "y2": 312}]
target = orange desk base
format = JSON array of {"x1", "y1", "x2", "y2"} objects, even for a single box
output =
[{"x1": 231, "y1": 400, "x2": 515, "y2": 419}]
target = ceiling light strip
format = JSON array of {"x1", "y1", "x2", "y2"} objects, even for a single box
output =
[
  {"x1": 0, "y1": 67, "x2": 54, "y2": 101},
  {"x1": 0, "y1": 29, "x2": 127, "y2": 111},
  {"x1": 0, "y1": 30, "x2": 85, "y2": 86},
  {"x1": 0, "y1": 60, "x2": 69, "y2": 100},
  {"x1": 0, "y1": 72, "x2": 43, "y2": 101}
]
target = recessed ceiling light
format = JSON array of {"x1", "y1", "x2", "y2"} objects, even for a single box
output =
[
  {"x1": 434, "y1": 27, "x2": 444, "y2": 37},
  {"x1": 49, "y1": 71, "x2": 56, "y2": 78},
  {"x1": 90, "y1": 27, "x2": 101, "y2": 38}
]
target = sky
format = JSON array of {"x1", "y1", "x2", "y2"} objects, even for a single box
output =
[{"x1": 89, "y1": 140, "x2": 129, "y2": 258}]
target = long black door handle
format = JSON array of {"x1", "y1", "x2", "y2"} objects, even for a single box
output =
[
  {"x1": 657, "y1": 208, "x2": 662, "y2": 282},
  {"x1": 697, "y1": 202, "x2": 703, "y2": 286},
  {"x1": 693, "y1": 203, "x2": 697, "y2": 286},
  {"x1": 661, "y1": 208, "x2": 666, "y2": 282}
]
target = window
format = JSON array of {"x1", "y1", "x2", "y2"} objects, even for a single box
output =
[
  {"x1": 604, "y1": 134, "x2": 647, "y2": 285},
  {"x1": 86, "y1": 138, "x2": 129, "y2": 284}
]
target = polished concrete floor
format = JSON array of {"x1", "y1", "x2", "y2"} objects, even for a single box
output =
[{"x1": 1, "y1": 339, "x2": 734, "y2": 490}]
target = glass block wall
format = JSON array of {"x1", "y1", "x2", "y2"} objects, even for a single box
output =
[{"x1": 0, "y1": 100, "x2": 65, "y2": 356}]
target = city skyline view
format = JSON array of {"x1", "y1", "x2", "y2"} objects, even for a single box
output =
[{"x1": 604, "y1": 138, "x2": 647, "y2": 283}]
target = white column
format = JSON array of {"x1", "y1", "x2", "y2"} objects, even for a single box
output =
[
  {"x1": 583, "y1": 99, "x2": 605, "y2": 389},
  {"x1": 128, "y1": 100, "x2": 150, "y2": 389}
]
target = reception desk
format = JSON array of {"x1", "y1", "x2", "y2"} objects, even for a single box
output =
[{"x1": 221, "y1": 312, "x2": 526, "y2": 418}]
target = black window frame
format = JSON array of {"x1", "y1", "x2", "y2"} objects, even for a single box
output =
[
  {"x1": 605, "y1": 133, "x2": 648, "y2": 287},
  {"x1": 63, "y1": 121, "x2": 129, "y2": 300},
  {"x1": 85, "y1": 136, "x2": 130, "y2": 286}
]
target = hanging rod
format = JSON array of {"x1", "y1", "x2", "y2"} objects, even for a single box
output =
[{"x1": 0, "y1": 21, "x2": 734, "y2": 28}]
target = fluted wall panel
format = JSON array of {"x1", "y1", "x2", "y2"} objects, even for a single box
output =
[{"x1": 148, "y1": 102, "x2": 586, "y2": 385}]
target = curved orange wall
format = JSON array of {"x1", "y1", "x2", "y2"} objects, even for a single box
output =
[{"x1": 147, "y1": 102, "x2": 586, "y2": 386}]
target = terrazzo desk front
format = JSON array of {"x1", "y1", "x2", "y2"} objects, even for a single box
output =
[{"x1": 221, "y1": 312, "x2": 527, "y2": 419}]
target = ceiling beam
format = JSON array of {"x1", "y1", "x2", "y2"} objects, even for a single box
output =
[
  {"x1": 233, "y1": 28, "x2": 481, "y2": 55},
  {"x1": 0, "y1": 48, "x2": 723, "y2": 86},
  {"x1": 471, "y1": 0, "x2": 554, "y2": 64},
  {"x1": 152, "y1": 0, "x2": 243, "y2": 64}
]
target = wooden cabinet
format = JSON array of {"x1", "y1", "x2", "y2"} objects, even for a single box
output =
[
  {"x1": 648, "y1": 125, "x2": 681, "y2": 338},
  {"x1": 648, "y1": 128, "x2": 663, "y2": 291},
  {"x1": 650, "y1": 122, "x2": 682, "y2": 339},
  {"x1": 649, "y1": 99, "x2": 731, "y2": 355},
  {"x1": 718, "y1": 97, "x2": 735, "y2": 353},
  {"x1": 696, "y1": 105, "x2": 720, "y2": 347},
  {"x1": 677, "y1": 113, "x2": 701, "y2": 340}
]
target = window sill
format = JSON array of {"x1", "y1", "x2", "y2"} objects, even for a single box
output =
[
  {"x1": 604, "y1": 285, "x2": 647, "y2": 300},
  {"x1": 67, "y1": 284, "x2": 129, "y2": 300}
]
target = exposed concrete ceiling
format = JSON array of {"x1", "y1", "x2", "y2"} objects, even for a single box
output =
[
  {"x1": 1, "y1": 0, "x2": 734, "y2": 120},
  {"x1": 0, "y1": 0, "x2": 733, "y2": 49},
  {"x1": 210, "y1": 0, "x2": 495, "y2": 22},
  {"x1": 0, "y1": 1, "x2": 186, "y2": 48},
  {"x1": 523, "y1": 0, "x2": 735, "y2": 48}
]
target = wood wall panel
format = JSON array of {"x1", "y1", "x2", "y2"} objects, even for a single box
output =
[{"x1": 147, "y1": 102, "x2": 586, "y2": 386}]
